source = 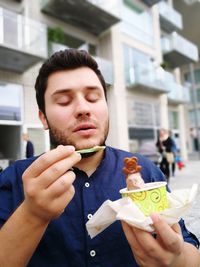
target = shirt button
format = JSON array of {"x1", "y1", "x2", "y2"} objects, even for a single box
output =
[
  {"x1": 85, "y1": 182, "x2": 90, "y2": 187},
  {"x1": 87, "y1": 214, "x2": 93, "y2": 220},
  {"x1": 90, "y1": 250, "x2": 96, "y2": 257}
]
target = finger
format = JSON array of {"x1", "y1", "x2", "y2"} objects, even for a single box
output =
[
  {"x1": 150, "y1": 213, "x2": 183, "y2": 253},
  {"x1": 23, "y1": 145, "x2": 76, "y2": 178},
  {"x1": 122, "y1": 221, "x2": 168, "y2": 265},
  {"x1": 37, "y1": 152, "x2": 80, "y2": 189},
  {"x1": 121, "y1": 222, "x2": 144, "y2": 255},
  {"x1": 131, "y1": 225, "x2": 164, "y2": 258},
  {"x1": 47, "y1": 185, "x2": 75, "y2": 217},
  {"x1": 46, "y1": 171, "x2": 76, "y2": 197}
]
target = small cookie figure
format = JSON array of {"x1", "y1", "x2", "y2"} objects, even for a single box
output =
[{"x1": 123, "y1": 156, "x2": 144, "y2": 190}]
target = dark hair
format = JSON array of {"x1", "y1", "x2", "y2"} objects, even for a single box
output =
[{"x1": 35, "y1": 48, "x2": 107, "y2": 114}]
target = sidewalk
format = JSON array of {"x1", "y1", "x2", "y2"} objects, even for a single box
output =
[{"x1": 169, "y1": 160, "x2": 200, "y2": 241}]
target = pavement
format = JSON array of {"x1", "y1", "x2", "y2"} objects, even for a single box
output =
[{"x1": 168, "y1": 160, "x2": 200, "y2": 241}]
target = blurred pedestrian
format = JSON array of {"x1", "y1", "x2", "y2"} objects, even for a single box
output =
[
  {"x1": 175, "y1": 150, "x2": 185, "y2": 170},
  {"x1": 156, "y1": 128, "x2": 175, "y2": 183},
  {"x1": 190, "y1": 127, "x2": 199, "y2": 151},
  {"x1": 169, "y1": 131, "x2": 178, "y2": 177},
  {"x1": 22, "y1": 133, "x2": 34, "y2": 158}
]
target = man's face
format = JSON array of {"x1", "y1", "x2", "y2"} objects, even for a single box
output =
[{"x1": 39, "y1": 67, "x2": 109, "y2": 150}]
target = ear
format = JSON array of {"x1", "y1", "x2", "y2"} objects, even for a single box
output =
[
  {"x1": 39, "y1": 110, "x2": 49, "y2": 130},
  {"x1": 124, "y1": 158, "x2": 129, "y2": 164},
  {"x1": 131, "y1": 157, "x2": 138, "y2": 163}
]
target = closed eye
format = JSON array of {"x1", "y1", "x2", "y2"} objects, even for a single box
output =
[
  {"x1": 56, "y1": 96, "x2": 71, "y2": 106},
  {"x1": 86, "y1": 92, "x2": 101, "y2": 102}
]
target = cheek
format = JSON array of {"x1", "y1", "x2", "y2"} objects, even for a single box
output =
[
  {"x1": 46, "y1": 107, "x2": 71, "y2": 126},
  {"x1": 95, "y1": 103, "x2": 108, "y2": 121}
]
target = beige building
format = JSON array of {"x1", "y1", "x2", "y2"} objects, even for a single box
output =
[{"x1": 0, "y1": 0, "x2": 198, "y2": 168}]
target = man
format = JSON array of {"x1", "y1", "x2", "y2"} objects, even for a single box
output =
[{"x1": 0, "y1": 49, "x2": 199, "y2": 267}]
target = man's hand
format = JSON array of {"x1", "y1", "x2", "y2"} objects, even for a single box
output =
[
  {"x1": 122, "y1": 213, "x2": 196, "y2": 267},
  {"x1": 22, "y1": 145, "x2": 81, "y2": 223}
]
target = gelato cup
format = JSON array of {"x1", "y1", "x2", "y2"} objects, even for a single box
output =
[{"x1": 119, "y1": 181, "x2": 169, "y2": 216}]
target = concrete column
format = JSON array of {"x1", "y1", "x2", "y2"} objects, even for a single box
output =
[
  {"x1": 173, "y1": 67, "x2": 188, "y2": 160},
  {"x1": 151, "y1": 5, "x2": 162, "y2": 64},
  {"x1": 106, "y1": 25, "x2": 129, "y2": 150},
  {"x1": 159, "y1": 94, "x2": 169, "y2": 129},
  {"x1": 178, "y1": 105, "x2": 188, "y2": 161}
]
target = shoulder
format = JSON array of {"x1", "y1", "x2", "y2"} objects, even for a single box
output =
[{"x1": 0, "y1": 157, "x2": 37, "y2": 185}]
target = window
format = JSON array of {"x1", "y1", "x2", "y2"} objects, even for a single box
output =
[
  {"x1": 184, "y1": 69, "x2": 200, "y2": 84},
  {"x1": 123, "y1": 0, "x2": 142, "y2": 13},
  {"x1": 189, "y1": 110, "x2": 195, "y2": 126},
  {"x1": 169, "y1": 110, "x2": 179, "y2": 129},
  {"x1": 197, "y1": 88, "x2": 200, "y2": 103},
  {"x1": 0, "y1": 82, "x2": 22, "y2": 121}
]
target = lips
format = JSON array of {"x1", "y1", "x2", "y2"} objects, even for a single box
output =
[{"x1": 73, "y1": 123, "x2": 96, "y2": 132}]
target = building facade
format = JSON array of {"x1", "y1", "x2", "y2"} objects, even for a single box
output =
[{"x1": 0, "y1": 0, "x2": 198, "y2": 169}]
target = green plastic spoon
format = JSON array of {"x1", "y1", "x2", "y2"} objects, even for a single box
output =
[{"x1": 76, "y1": 146, "x2": 105, "y2": 154}]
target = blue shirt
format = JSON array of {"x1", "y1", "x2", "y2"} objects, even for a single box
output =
[{"x1": 0, "y1": 146, "x2": 199, "y2": 266}]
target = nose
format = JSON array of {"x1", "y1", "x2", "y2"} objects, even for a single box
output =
[{"x1": 74, "y1": 97, "x2": 91, "y2": 118}]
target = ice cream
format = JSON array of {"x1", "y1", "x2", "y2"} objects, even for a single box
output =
[
  {"x1": 123, "y1": 156, "x2": 145, "y2": 190},
  {"x1": 121, "y1": 156, "x2": 168, "y2": 216}
]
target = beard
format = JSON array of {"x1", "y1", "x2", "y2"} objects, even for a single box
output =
[{"x1": 47, "y1": 118, "x2": 109, "y2": 151}]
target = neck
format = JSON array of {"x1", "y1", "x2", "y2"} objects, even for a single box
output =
[{"x1": 75, "y1": 150, "x2": 104, "y2": 177}]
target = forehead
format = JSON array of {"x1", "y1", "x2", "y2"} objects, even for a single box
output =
[{"x1": 46, "y1": 67, "x2": 104, "y2": 95}]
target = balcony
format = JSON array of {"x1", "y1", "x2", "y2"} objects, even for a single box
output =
[
  {"x1": 125, "y1": 62, "x2": 170, "y2": 94},
  {"x1": 164, "y1": 71, "x2": 190, "y2": 103},
  {"x1": 120, "y1": 6, "x2": 154, "y2": 47},
  {"x1": 41, "y1": 0, "x2": 120, "y2": 35},
  {"x1": 0, "y1": 7, "x2": 47, "y2": 73},
  {"x1": 158, "y1": 2, "x2": 183, "y2": 32},
  {"x1": 49, "y1": 42, "x2": 113, "y2": 85},
  {"x1": 141, "y1": 0, "x2": 162, "y2": 7},
  {"x1": 168, "y1": 83, "x2": 190, "y2": 104},
  {"x1": 183, "y1": 0, "x2": 199, "y2": 4},
  {"x1": 161, "y1": 32, "x2": 199, "y2": 68}
]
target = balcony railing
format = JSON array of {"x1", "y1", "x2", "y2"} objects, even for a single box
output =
[
  {"x1": 141, "y1": 0, "x2": 162, "y2": 7},
  {"x1": 0, "y1": 7, "x2": 47, "y2": 72},
  {"x1": 168, "y1": 83, "x2": 190, "y2": 103},
  {"x1": 163, "y1": 71, "x2": 190, "y2": 103},
  {"x1": 120, "y1": 6, "x2": 154, "y2": 47},
  {"x1": 49, "y1": 41, "x2": 113, "y2": 85},
  {"x1": 161, "y1": 32, "x2": 199, "y2": 67},
  {"x1": 126, "y1": 62, "x2": 170, "y2": 93},
  {"x1": 158, "y1": 1, "x2": 183, "y2": 32},
  {"x1": 41, "y1": 0, "x2": 120, "y2": 35}
]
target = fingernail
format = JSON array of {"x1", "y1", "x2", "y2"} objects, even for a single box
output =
[{"x1": 66, "y1": 146, "x2": 75, "y2": 152}]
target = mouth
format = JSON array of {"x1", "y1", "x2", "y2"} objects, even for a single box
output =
[{"x1": 73, "y1": 123, "x2": 96, "y2": 133}]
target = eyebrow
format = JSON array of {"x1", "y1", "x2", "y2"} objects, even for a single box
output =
[{"x1": 52, "y1": 86, "x2": 102, "y2": 96}]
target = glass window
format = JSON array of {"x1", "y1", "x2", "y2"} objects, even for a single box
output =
[
  {"x1": 197, "y1": 88, "x2": 200, "y2": 103},
  {"x1": 189, "y1": 110, "x2": 195, "y2": 126},
  {"x1": 0, "y1": 82, "x2": 22, "y2": 121},
  {"x1": 127, "y1": 99, "x2": 160, "y2": 127},
  {"x1": 123, "y1": 45, "x2": 151, "y2": 85},
  {"x1": 184, "y1": 69, "x2": 200, "y2": 84},
  {"x1": 120, "y1": 6, "x2": 154, "y2": 46},
  {"x1": 123, "y1": 0, "x2": 142, "y2": 13},
  {"x1": 169, "y1": 110, "x2": 179, "y2": 129}
]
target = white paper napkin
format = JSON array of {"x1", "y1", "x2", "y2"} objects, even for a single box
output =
[{"x1": 86, "y1": 184, "x2": 198, "y2": 238}]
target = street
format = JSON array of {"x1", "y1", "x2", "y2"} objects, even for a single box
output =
[{"x1": 168, "y1": 160, "x2": 200, "y2": 241}]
